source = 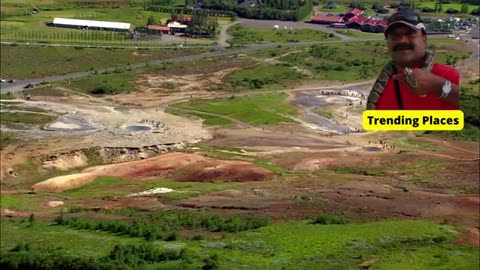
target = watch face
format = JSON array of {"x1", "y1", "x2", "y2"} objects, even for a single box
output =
[{"x1": 442, "y1": 80, "x2": 452, "y2": 94}]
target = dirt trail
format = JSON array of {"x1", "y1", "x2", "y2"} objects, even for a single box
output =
[{"x1": 218, "y1": 21, "x2": 240, "y2": 47}]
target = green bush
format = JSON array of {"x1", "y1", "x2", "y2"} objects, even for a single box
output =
[
  {"x1": 90, "y1": 86, "x2": 114, "y2": 95},
  {"x1": 0, "y1": 242, "x2": 186, "y2": 269},
  {"x1": 311, "y1": 214, "x2": 349, "y2": 225}
]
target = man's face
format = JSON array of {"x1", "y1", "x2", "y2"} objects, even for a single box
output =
[{"x1": 387, "y1": 25, "x2": 427, "y2": 67}]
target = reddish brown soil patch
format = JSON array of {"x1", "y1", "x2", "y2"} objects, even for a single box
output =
[
  {"x1": 454, "y1": 226, "x2": 480, "y2": 247},
  {"x1": 33, "y1": 152, "x2": 274, "y2": 192},
  {"x1": 173, "y1": 160, "x2": 273, "y2": 182}
]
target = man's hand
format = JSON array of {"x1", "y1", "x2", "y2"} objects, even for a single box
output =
[{"x1": 392, "y1": 68, "x2": 444, "y2": 96}]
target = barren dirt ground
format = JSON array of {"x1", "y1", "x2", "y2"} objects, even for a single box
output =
[{"x1": 1, "y1": 41, "x2": 479, "y2": 247}]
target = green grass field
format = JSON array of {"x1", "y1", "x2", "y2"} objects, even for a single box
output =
[
  {"x1": 216, "y1": 220, "x2": 479, "y2": 269},
  {"x1": 0, "y1": 8, "x2": 171, "y2": 34},
  {"x1": 0, "y1": 112, "x2": 57, "y2": 127},
  {"x1": 0, "y1": 93, "x2": 15, "y2": 99},
  {"x1": 0, "y1": 45, "x2": 206, "y2": 79},
  {"x1": 226, "y1": 63, "x2": 306, "y2": 90},
  {"x1": 61, "y1": 176, "x2": 142, "y2": 199},
  {"x1": 0, "y1": 132, "x2": 19, "y2": 149},
  {"x1": 60, "y1": 176, "x2": 240, "y2": 201},
  {"x1": 335, "y1": 29, "x2": 384, "y2": 39},
  {"x1": 165, "y1": 107, "x2": 234, "y2": 126},
  {"x1": 2, "y1": 217, "x2": 478, "y2": 269},
  {"x1": 143, "y1": 181, "x2": 240, "y2": 200},
  {"x1": 0, "y1": 194, "x2": 40, "y2": 211},
  {"x1": 419, "y1": 2, "x2": 479, "y2": 13},
  {"x1": 318, "y1": 4, "x2": 347, "y2": 13},
  {"x1": 228, "y1": 25, "x2": 339, "y2": 45},
  {"x1": 271, "y1": 42, "x2": 387, "y2": 82},
  {"x1": 0, "y1": 220, "x2": 146, "y2": 258},
  {"x1": 59, "y1": 71, "x2": 137, "y2": 95},
  {"x1": 171, "y1": 93, "x2": 298, "y2": 126}
]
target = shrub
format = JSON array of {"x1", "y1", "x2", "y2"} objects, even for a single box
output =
[
  {"x1": 90, "y1": 86, "x2": 114, "y2": 95},
  {"x1": 202, "y1": 254, "x2": 219, "y2": 270},
  {"x1": 311, "y1": 214, "x2": 349, "y2": 225}
]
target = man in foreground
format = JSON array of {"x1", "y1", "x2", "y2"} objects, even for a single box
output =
[{"x1": 367, "y1": 10, "x2": 460, "y2": 110}]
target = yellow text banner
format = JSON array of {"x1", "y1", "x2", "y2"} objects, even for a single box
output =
[{"x1": 363, "y1": 110, "x2": 464, "y2": 131}]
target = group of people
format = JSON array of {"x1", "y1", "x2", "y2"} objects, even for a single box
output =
[
  {"x1": 369, "y1": 140, "x2": 396, "y2": 151},
  {"x1": 320, "y1": 90, "x2": 365, "y2": 99},
  {"x1": 138, "y1": 119, "x2": 168, "y2": 131}
]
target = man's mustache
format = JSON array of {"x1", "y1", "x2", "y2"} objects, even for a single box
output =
[{"x1": 393, "y1": 44, "x2": 414, "y2": 51}]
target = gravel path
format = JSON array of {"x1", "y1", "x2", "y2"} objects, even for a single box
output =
[{"x1": 218, "y1": 21, "x2": 240, "y2": 47}]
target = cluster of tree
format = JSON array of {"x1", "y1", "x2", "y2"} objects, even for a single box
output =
[
  {"x1": 201, "y1": 0, "x2": 312, "y2": 21},
  {"x1": 55, "y1": 216, "x2": 178, "y2": 241},
  {"x1": 0, "y1": 242, "x2": 192, "y2": 270},
  {"x1": 150, "y1": 0, "x2": 175, "y2": 5},
  {"x1": 74, "y1": 0, "x2": 130, "y2": 8},
  {"x1": 146, "y1": 6, "x2": 235, "y2": 17},
  {"x1": 55, "y1": 212, "x2": 270, "y2": 238},
  {"x1": 465, "y1": 0, "x2": 480, "y2": 4},
  {"x1": 194, "y1": 0, "x2": 307, "y2": 10},
  {"x1": 252, "y1": 0, "x2": 306, "y2": 10},
  {"x1": 433, "y1": 2, "x2": 471, "y2": 13},
  {"x1": 186, "y1": 9, "x2": 219, "y2": 37},
  {"x1": 349, "y1": 0, "x2": 366, "y2": 9},
  {"x1": 425, "y1": 20, "x2": 454, "y2": 32},
  {"x1": 144, "y1": 10, "x2": 221, "y2": 37},
  {"x1": 108, "y1": 244, "x2": 185, "y2": 266}
]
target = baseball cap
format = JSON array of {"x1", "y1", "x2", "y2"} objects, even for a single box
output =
[{"x1": 384, "y1": 9, "x2": 427, "y2": 37}]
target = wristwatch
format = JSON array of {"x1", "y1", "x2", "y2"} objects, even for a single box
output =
[{"x1": 439, "y1": 80, "x2": 452, "y2": 99}]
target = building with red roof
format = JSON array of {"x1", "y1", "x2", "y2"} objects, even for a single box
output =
[
  {"x1": 344, "y1": 8, "x2": 363, "y2": 17},
  {"x1": 345, "y1": 16, "x2": 369, "y2": 29},
  {"x1": 310, "y1": 7, "x2": 385, "y2": 33},
  {"x1": 147, "y1": 25, "x2": 170, "y2": 34},
  {"x1": 373, "y1": 20, "x2": 387, "y2": 33},
  {"x1": 310, "y1": 15, "x2": 344, "y2": 24},
  {"x1": 345, "y1": 16, "x2": 386, "y2": 33}
]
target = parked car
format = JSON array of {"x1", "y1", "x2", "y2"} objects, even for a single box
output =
[
  {"x1": 0, "y1": 78, "x2": 6, "y2": 83},
  {"x1": 24, "y1": 83, "x2": 34, "y2": 89},
  {"x1": 7, "y1": 79, "x2": 15, "y2": 83}
]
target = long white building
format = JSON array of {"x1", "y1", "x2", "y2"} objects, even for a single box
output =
[{"x1": 52, "y1": 18, "x2": 131, "y2": 31}]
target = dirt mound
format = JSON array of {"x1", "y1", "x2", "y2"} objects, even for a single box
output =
[
  {"x1": 32, "y1": 173, "x2": 97, "y2": 192},
  {"x1": 86, "y1": 152, "x2": 273, "y2": 181},
  {"x1": 33, "y1": 152, "x2": 274, "y2": 192}
]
